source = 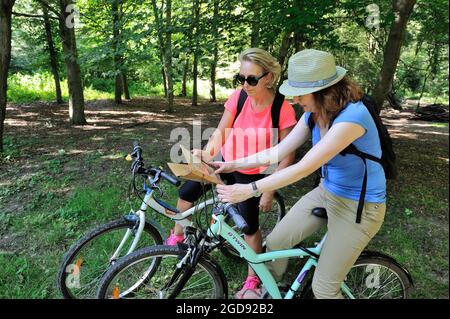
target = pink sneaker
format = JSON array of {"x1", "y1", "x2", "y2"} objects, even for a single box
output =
[
  {"x1": 165, "y1": 229, "x2": 185, "y2": 246},
  {"x1": 234, "y1": 275, "x2": 263, "y2": 299}
]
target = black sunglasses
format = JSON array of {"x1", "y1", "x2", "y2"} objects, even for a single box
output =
[{"x1": 233, "y1": 72, "x2": 269, "y2": 87}]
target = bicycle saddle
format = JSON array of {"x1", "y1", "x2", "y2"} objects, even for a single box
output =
[{"x1": 312, "y1": 207, "x2": 328, "y2": 219}]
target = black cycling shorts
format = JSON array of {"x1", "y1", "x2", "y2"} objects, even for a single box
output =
[{"x1": 178, "y1": 171, "x2": 265, "y2": 235}]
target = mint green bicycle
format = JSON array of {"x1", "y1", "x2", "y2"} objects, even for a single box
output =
[{"x1": 95, "y1": 192, "x2": 414, "y2": 299}]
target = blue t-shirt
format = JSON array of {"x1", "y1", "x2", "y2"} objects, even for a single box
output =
[{"x1": 304, "y1": 101, "x2": 386, "y2": 203}]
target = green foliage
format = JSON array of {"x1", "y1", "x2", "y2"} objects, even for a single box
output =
[{"x1": 8, "y1": 0, "x2": 448, "y2": 104}]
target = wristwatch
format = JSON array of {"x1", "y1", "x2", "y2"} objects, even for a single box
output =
[{"x1": 251, "y1": 182, "x2": 262, "y2": 197}]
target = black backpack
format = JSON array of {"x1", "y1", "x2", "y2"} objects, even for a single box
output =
[
  {"x1": 308, "y1": 94, "x2": 397, "y2": 223},
  {"x1": 232, "y1": 90, "x2": 285, "y2": 133}
]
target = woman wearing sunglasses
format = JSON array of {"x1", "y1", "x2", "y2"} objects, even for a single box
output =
[
  {"x1": 214, "y1": 49, "x2": 387, "y2": 299},
  {"x1": 165, "y1": 48, "x2": 298, "y2": 299}
]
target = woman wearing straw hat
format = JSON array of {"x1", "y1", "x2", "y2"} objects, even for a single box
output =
[
  {"x1": 165, "y1": 48, "x2": 298, "y2": 299},
  {"x1": 214, "y1": 49, "x2": 387, "y2": 299}
]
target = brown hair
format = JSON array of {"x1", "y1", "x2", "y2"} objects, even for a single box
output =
[{"x1": 312, "y1": 77, "x2": 364, "y2": 125}]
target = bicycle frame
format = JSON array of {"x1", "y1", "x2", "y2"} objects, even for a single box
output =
[
  {"x1": 111, "y1": 181, "x2": 215, "y2": 262},
  {"x1": 208, "y1": 213, "x2": 354, "y2": 299}
]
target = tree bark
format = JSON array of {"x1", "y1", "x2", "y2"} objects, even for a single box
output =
[
  {"x1": 192, "y1": 0, "x2": 200, "y2": 106},
  {"x1": 0, "y1": 0, "x2": 15, "y2": 154},
  {"x1": 209, "y1": 0, "x2": 219, "y2": 102},
  {"x1": 112, "y1": 0, "x2": 123, "y2": 105},
  {"x1": 294, "y1": 31, "x2": 304, "y2": 53},
  {"x1": 151, "y1": 0, "x2": 169, "y2": 99},
  {"x1": 58, "y1": 0, "x2": 86, "y2": 125},
  {"x1": 122, "y1": 72, "x2": 130, "y2": 100},
  {"x1": 277, "y1": 32, "x2": 293, "y2": 90},
  {"x1": 372, "y1": 0, "x2": 417, "y2": 113},
  {"x1": 163, "y1": 0, "x2": 174, "y2": 112},
  {"x1": 250, "y1": 0, "x2": 260, "y2": 47},
  {"x1": 181, "y1": 57, "x2": 188, "y2": 97},
  {"x1": 43, "y1": 5, "x2": 62, "y2": 104}
]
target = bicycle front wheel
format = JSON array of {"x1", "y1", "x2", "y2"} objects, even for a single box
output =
[
  {"x1": 57, "y1": 218, "x2": 163, "y2": 299},
  {"x1": 96, "y1": 245, "x2": 227, "y2": 299}
]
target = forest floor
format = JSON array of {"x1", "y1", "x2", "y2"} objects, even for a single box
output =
[{"x1": 0, "y1": 97, "x2": 448, "y2": 298}]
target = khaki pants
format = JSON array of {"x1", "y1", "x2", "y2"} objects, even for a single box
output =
[{"x1": 265, "y1": 182, "x2": 386, "y2": 299}]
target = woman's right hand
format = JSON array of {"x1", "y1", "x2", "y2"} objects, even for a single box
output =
[
  {"x1": 192, "y1": 149, "x2": 213, "y2": 163},
  {"x1": 210, "y1": 161, "x2": 237, "y2": 174}
]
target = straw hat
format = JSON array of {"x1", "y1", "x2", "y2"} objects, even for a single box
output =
[{"x1": 279, "y1": 49, "x2": 347, "y2": 97}]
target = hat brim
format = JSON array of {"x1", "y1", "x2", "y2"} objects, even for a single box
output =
[{"x1": 279, "y1": 66, "x2": 347, "y2": 97}]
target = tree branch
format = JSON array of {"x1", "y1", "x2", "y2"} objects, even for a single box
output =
[
  {"x1": 34, "y1": 0, "x2": 60, "y2": 18},
  {"x1": 12, "y1": 11, "x2": 58, "y2": 20}
]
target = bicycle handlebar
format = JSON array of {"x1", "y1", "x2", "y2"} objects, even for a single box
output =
[
  {"x1": 223, "y1": 203, "x2": 249, "y2": 234},
  {"x1": 130, "y1": 141, "x2": 180, "y2": 187},
  {"x1": 161, "y1": 171, "x2": 181, "y2": 187}
]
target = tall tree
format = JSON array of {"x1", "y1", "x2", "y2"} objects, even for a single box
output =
[
  {"x1": 209, "y1": 0, "x2": 219, "y2": 102},
  {"x1": 250, "y1": 0, "x2": 260, "y2": 47},
  {"x1": 57, "y1": 0, "x2": 86, "y2": 124},
  {"x1": 163, "y1": 0, "x2": 174, "y2": 112},
  {"x1": 151, "y1": 0, "x2": 168, "y2": 98},
  {"x1": 191, "y1": 0, "x2": 200, "y2": 106},
  {"x1": 372, "y1": 0, "x2": 417, "y2": 112},
  {"x1": 111, "y1": 0, "x2": 123, "y2": 104},
  {"x1": 42, "y1": 4, "x2": 62, "y2": 104},
  {"x1": 0, "y1": 0, "x2": 15, "y2": 154},
  {"x1": 38, "y1": 0, "x2": 86, "y2": 124}
]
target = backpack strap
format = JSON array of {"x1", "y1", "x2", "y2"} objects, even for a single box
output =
[
  {"x1": 232, "y1": 90, "x2": 248, "y2": 127},
  {"x1": 271, "y1": 91, "x2": 284, "y2": 130},
  {"x1": 232, "y1": 90, "x2": 285, "y2": 131},
  {"x1": 340, "y1": 144, "x2": 383, "y2": 223}
]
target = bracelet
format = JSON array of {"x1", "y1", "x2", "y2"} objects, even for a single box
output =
[{"x1": 251, "y1": 182, "x2": 262, "y2": 197}]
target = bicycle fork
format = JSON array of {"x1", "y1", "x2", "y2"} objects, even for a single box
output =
[
  {"x1": 109, "y1": 210, "x2": 146, "y2": 264},
  {"x1": 161, "y1": 239, "x2": 206, "y2": 299}
]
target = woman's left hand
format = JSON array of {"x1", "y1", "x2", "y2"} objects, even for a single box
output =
[
  {"x1": 259, "y1": 192, "x2": 275, "y2": 212},
  {"x1": 216, "y1": 183, "x2": 253, "y2": 204}
]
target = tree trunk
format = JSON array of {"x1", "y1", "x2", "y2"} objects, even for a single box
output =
[
  {"x1": 209, "y1": 0, "x2": 219, "y2": 102},
  {"x1": 250, "y1": 0, "x2": 260, "y2": 47},
  {"x1": 58, "y1": 0, "x2": 86, "y2": 125},
  {"x1": 43, "y1": 5, "x2": 62, "y2": 104},
  {"x1": 192, "y1": 0, "x2": 200, "y2": 106},
  {"x1": 112, "y1": 0, "x2": 123, "y2": 105},
  {"x1": 277, "y1": 32, "x2": 293, "y2": 89},
  {"x1": 164, "y1": 0, "x2": 174, "y2": 112},
  {"x1": 181, "y1": 57, "x2": 188, "y2": 97},
  {"x1": 161, "y1": 67, "x2": 167, "y2": 97},
  {"x1": 294, "y1": 31, "x2": 304, "y2": 53},
  {"x1": 0, "y1": 0, "x2": 15, "y2": 154},
  {"x1": 372, "y1": 0, "x2": 416, "y2": 113},
  {"x1": 151, "y1": 0, "x2": 168, "y2": 99},
  {"x1": 122, "y1": 72, "x2": 130, "y2": 100},
  {"x1": 416, "y1": 70, "x2": 430, "y2": 109}
]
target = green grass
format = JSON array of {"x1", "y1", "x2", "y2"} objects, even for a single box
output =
[
  {"x1": 6, "y1": 72, "x2": 234, "y2": 103},
  {"x1": 431, "y1": 122, "x2": 449, "y2": 128},
  {"x1": 7, "y1": 72, "x2": 113, "y2": 103},
  {"x1": 0, "y1": 101, "x2": 448, "y2": 299}
]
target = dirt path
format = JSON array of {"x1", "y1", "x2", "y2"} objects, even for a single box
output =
[
  {"x1": 1, "y1": 98, "x2": 448, "y2": 214},
  {"x1": 0, "y1": 98, "x2": 448, "y2": 299}
]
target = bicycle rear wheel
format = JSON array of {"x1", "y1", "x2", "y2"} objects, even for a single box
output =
[
  {"x1": 342, "y1": 254, "x2": 414, "y2": 299},
  {"x1": 299, "y1": 252, "x2": 413, "y2": 299},
  {"x1": 96, "y1": 245, "x2": 227, "y2": 299},
  {"x1": 57, "y1": 218, "x2": 163, "y2": 299}
]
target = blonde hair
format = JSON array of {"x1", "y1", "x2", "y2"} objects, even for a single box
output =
[{"x1": 238, "y1": 48, "x2": 281, "y2": 91}]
